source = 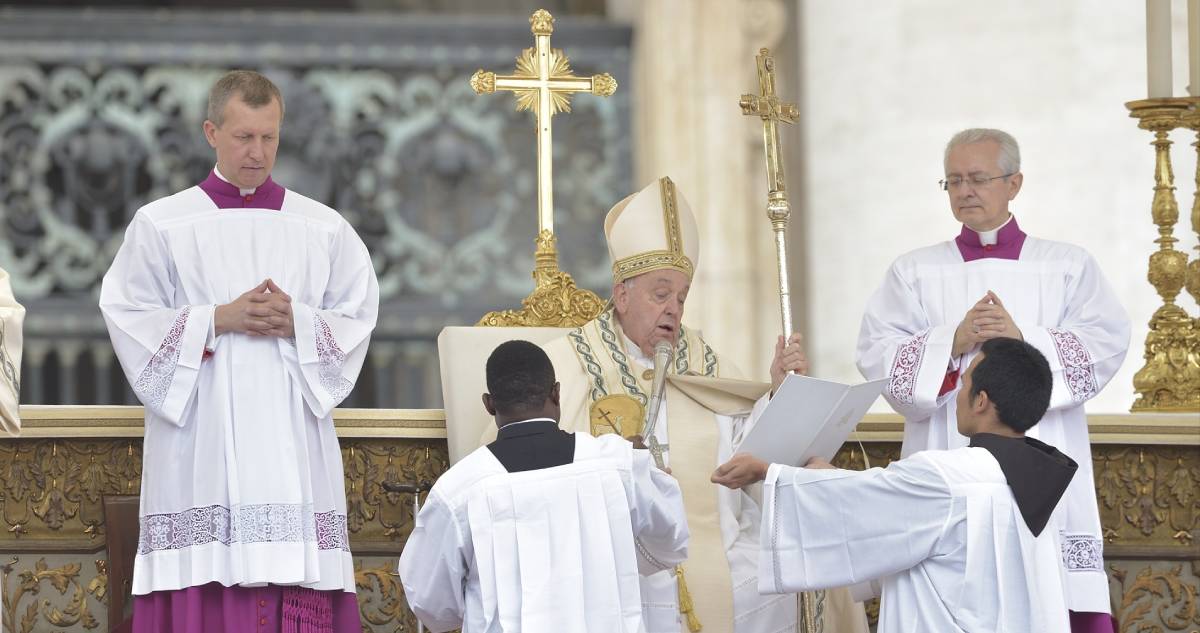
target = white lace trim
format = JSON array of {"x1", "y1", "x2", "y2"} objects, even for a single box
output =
[
  {"x1": 887, "y1": 331, "x2": 929, "y2": 405},
  {"x1": 1060, "y1": 533, "x2": 1103, "y2": 572},
  {"x1": 313, "y1": 314, "x2": 353, "y2": 403},
  {"x1": 133, "y1": 307, "x2": 191, "y2": 410},
  {"x1": 138, "y1": 503, "x2": 350, "y2": 555},
  {"x1": 1048, "y1": 328, "x2": 1098, "y2": 402}
]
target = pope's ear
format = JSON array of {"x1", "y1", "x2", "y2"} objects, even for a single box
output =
[{"x1": 612, "y1": 280, "x2": 628, "y2": 312}]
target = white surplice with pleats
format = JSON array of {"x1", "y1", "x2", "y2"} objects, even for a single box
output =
[
  {"x1": 100, "y1": 185, "x2": 378, "y2": 595},
  {"x1": 398, "y1": 432, "x2": 690, "y2": 633},
  {"x1": 760, "y1": 448, "x2": 1072, "y2": 633}
]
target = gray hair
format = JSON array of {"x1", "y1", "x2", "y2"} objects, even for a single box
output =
[
  {"x1": 944, "y1": 128, "x2": 1020, "y2": 175},
  {"x1": 206, "y1": 70, "x2": 285, "y2": 126}
]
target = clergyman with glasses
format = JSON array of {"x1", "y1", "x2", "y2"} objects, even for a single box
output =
[{"x1": 854, "y1": 128, "x2": 1129, "y2": 632}]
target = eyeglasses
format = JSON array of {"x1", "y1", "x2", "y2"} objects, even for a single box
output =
[{"x1": 939, "y1": 173, "x2": 1015, "y2": 191}]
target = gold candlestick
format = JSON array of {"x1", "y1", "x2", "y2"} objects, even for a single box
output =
[
  {"x1": 1127, "y1": 99, "x2": 1200, "y2": 411},
  {"x1": 1183, "y1": 99, "x2": 1200, "y2": 316}
]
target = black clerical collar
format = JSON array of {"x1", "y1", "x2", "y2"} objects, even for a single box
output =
[
  {"x1": 969, "y1": 433, "x2": 1078, "y2": 536},
  {"x1": 495, "y1": 418, "x2": 559, "y2": 441},
  {"x1": 488, "y1": 418, "x2": 574, "y2": 473}
]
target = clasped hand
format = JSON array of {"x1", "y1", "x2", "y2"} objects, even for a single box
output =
[
  {"x1": 215, "y1": 279, "x2": 294, "y2": 338},
  {"x1": 952, "y1": 290, "x2": 1022, "y2": 356}
]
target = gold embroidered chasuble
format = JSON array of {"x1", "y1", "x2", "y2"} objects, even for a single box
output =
[{"x1": 548, "y1": 308, "x2": 747, "y2": 630}]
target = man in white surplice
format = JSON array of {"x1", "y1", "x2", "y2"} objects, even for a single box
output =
[
  {"x1": 856, "y1": 128, "x2": 1128, "y2": 629},
  {"x1": 0, "y1": 267, "x2": 24, "y2": 437},
  {"x1": 399, "y1": 340, "x2": 689, "y2": 632},
  {"x1": 100, "y1": 70, "x2": 377, "y2": 631},
  {"x1": 714, "y1": 337, "x2": 1078, "y2": 633},
  {"x1": 482, "y1": 178, "x2": 867, "y2": 633}
]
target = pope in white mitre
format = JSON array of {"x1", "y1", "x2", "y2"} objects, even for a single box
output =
[
  {"x1": 539, "y1": 177, "x2": 867, "y2": 633},
  {"x1": 0, "y1": 267, "x2": 24, "y2": 437}
]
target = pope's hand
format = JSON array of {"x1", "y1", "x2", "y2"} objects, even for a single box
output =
[
  {"x1": 711, "y1": 453, "x2": 769, "y2": 490},
  {"x1": 770, "y1": 333, "x2": 809, "y2": 395}
]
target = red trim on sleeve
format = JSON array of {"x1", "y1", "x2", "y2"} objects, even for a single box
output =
[{"x1": 938, "y1": 369, "x2": 959, "y2": 397}]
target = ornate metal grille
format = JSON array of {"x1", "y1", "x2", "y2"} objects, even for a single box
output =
[{"x1": 0, "y1": 8, "x2": 631, "y2": 407}]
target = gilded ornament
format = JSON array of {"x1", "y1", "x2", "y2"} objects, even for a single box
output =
[
  {"x1": 1110, "y1": 562, "x2": 1200, "y2": 631},
  {"x1": 1126, "y1": 99, "x2": 1200, "y2": 412},
  {"x1": 355, "y1": 562, "x2": 418, "y2": 631},
  {"x1": 469, "y1": 70, "x2": 495, "y2": 94},
  {"x1": 529, "y1": 8, "x2": 553, "y2": 35},
  {"x1": 1, "y1": 557, "x2": 105, "y2": 633},
  {"x1": 591, "y1": 73, "x2": 617, "y2": 97},
  {"x1": 477, "y1": 231, "x2": 605, "y2": 327}
]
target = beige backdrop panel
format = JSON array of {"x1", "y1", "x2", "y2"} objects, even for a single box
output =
[{"x1": 438, "y1": 326, "x2": 569, "y2": 463}]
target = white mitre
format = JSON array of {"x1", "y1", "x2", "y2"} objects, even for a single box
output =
[{"x1": 604, "y1": 176, "x2": 700, "y2": 282}]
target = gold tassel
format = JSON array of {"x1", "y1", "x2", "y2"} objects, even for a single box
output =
[{"x1": 675, "y1": 564, "x2": 702, "y2": 632}]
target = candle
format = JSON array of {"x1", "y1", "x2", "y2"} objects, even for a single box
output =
[
  {"x1": 1190, "y1": 0, "x2": 1200, "y2": 96},
  {"x1": 1147, "y1": 0, "x2": 1173, "y2": 98}
]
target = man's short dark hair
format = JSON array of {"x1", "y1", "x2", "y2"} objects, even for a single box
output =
[
  {"x1": 485, "y1": 340, "x2": 556, "y2": 414},
  {"x1": 969, "y1": 338, "x2": 1053, "y2": 432},
  {"x1": 207, "y1": 70, "x2": 285, "y2": 126}
]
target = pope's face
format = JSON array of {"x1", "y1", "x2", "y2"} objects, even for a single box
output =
[
  {"x1": 945, "y1": 140, "x2": 1022, "y2": 232},
  {"x1": 612, "y1": 269, "x2": 690, "y2": 358},
  {"x1": 203, "y1": 95, "x2": 281, "y2": 191}
]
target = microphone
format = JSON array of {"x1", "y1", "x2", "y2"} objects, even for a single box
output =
[{"x1": 642, "y1": 340, "x2": 674, "y2": 470}]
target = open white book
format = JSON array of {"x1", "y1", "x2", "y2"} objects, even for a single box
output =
[{"x1": 735, "y1": 374, "x2": 889, "y2": 467}]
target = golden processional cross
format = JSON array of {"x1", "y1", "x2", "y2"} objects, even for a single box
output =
[
  {"x1": 742, "y1": 47, "x2": 821, "y2": 633},
  {"x1": 470, "y1": 9, "x2": 617, "y2": 327},
  {"x1": 740, "y1": 47, "x2": 800, "y2": 338}
]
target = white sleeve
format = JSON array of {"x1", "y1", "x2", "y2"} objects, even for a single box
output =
[
  {"x1": 628, "y1": 448, "x2": 689, "y2": 575},
  {"x1": 99, "y1": 212, "x2": 214, "y2": 426},
  {"x1": 759, "y1": 454, "x2": 954, "y2": 594},
  {"x1": 1017, "y1": 253, "x2": 1130, "y2": 411},
  {"x1": 0, "y1": 268, "x2": 24, "y2": 437},
  {"x1": 731, "y1": 392, "x2": 771, "y2": 450},
  {"x1": 856, "y1": 262, "x2": 956, "y2": 419},
  {"x1": 278, "y1": 220, "x2": 379, "y2": 417},
  {"x1": 398, "y1": 490, "x2": 468, "y2": 633}
]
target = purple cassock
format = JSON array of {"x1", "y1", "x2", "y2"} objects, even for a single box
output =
[
  {"x1": 133, "y1": 583, "x2": 362, "y2": 633},
  {"x1": 128, "y1": 171, "x2": 362, "y2": 633}
]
